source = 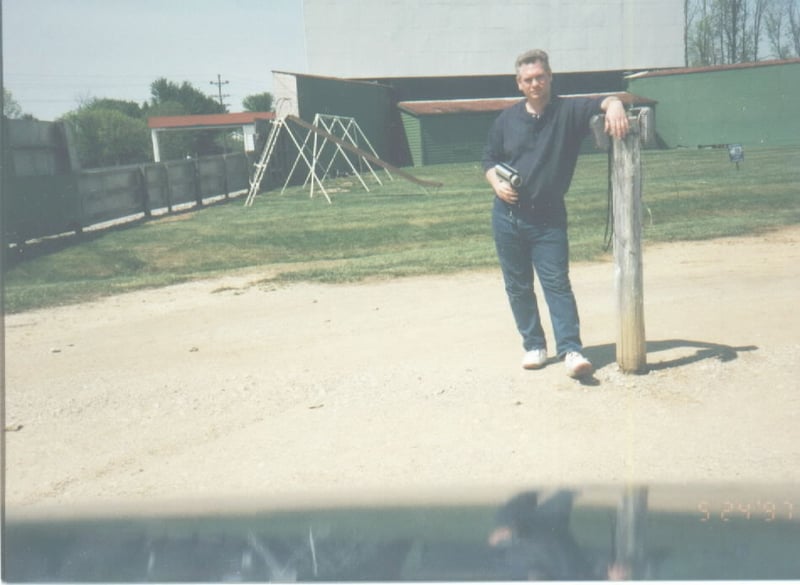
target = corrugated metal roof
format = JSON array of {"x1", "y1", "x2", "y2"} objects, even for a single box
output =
[
  {"x1": 147, "y1": 112, "x2": 275, "y2": 129},
  {"x1": 626, "y1": 58, "x2": 800, "y2": 80},
  {"x1": 272, "y1": 70, "x2": 394, "y2": 89},
  {"x1": 397, "y1": 92, "x2": 656, "y2": 116}
]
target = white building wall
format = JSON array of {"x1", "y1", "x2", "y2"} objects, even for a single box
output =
[
  {"x1": 272, "y1": 72, "x2": 300, "y2": 119},
  {"x1": 302, "y1": 0, "x2": 684, "y2": 77}
]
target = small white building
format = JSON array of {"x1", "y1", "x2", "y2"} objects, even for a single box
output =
[{"x1": 147, "y1": 112, "x2": 274, "y2": 162}]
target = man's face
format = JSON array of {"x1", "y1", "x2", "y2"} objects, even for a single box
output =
[{"x1": 516, "y1": 61, "x2": 552, "y2": 104}]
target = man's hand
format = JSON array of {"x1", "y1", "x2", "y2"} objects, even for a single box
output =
[
  {"x1": 485, "y1": 168, "x2": 518, "y2": 204},
  {"x1": 601, "y1": 96, "x2": 629, "y2": 139}
]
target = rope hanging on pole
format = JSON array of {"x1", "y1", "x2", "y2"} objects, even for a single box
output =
[{"x1": 604, "y1": 141, "x2": 615, "y2": 252}]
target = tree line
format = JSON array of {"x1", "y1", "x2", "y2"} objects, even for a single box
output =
[
  {"x1": 4, "y1": 79, "x2": 273, "y2": 169},
  {"x1": 685, "y1": 0, "x2": 800, "y2": 65}
]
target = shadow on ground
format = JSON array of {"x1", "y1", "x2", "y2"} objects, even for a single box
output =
[{"x1": 578, "y1": 339, "x2": 758, "y2": 386}]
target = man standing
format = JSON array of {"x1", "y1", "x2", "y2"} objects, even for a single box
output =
[{"x1": 482, "y1": 49, "x2": 629, "y2": 378}]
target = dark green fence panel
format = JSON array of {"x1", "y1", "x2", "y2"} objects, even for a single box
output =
[
  {"x1": 142, "y1": 164, "x2": 171, "y2": 213},
  {"x1": 164, "y1": 160, "x2": 200, "y2": 207},
  {"x1": 196, "y1": 157, "x2": 227, "y2": 199},
  {"x1": 78, "y1": 167, "x2": 146, "y2": 225},
  {"x1": 224, "y1": 153, "x2": 249, "y2": 193},
  {"x1": 4, "y1": 175, "x2": 81, "y2": 244}
]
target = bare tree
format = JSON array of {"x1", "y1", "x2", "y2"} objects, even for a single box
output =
[
  {"x1": 766, "y1": 0, "x2": 789, "y2": 57},
  {"x1": 719, "y1": 0, "x2": 747, "y2": 62},
  {"x1": 749, "y1": 0, "x2": 769, "y2": 60},
  {"x1": 685, "y1": 0, "x2": 692, "y2": 65},
  {"x1": 687, "y1": 0, "x2": 794, "y2": 64},
  {"x1": 765, "y1": 0, "x2": 800, "y2": 57},
  {"x1": 789, "y1": 0, "x2": 800, "y2": 54},
  {"x1": 688, "y1": 0, "x2": 720, "y2": 65}
]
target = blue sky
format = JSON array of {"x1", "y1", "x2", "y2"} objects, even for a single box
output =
[{"x1": 2, "y1": 0, "x2": 308, "y2": 120}]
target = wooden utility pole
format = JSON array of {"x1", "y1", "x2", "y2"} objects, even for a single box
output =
[
  {"x1": 591, "y1": 108, "x2": 653, "y2": 374},
  {"x1": 614, "y1": 486, "x2": 649, "y2": 579},
  {"x1": 210, "y1": 74, "x2": 230, "y2": 153},
  {"x1": 209, "y1": 73, "x2": 229, "y2": 108}
]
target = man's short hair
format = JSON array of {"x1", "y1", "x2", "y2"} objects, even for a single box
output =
[{"x1": 515, "y1": 49, "x2": 551, "y2": 74}]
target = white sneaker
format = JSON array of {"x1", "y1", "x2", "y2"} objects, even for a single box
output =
[
  {"x1": 564, "y1": 351, "x2": 594, "y2": 378},
  {"x1": 522, "y1": 348, "x2": 548, "y2": 370}
]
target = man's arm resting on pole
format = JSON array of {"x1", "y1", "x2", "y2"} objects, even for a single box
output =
[{"x1": 601, "y1": 96, "x2": 629, "y2": 139}]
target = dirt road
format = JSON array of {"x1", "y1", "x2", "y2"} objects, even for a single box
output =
[{"x1": 5, "y1": 226, "x2": 800, "y2": 516}]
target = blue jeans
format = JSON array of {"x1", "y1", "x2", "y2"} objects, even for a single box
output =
[{"x1": 492, "y1": 198, "x2": 582, "y2": 357}]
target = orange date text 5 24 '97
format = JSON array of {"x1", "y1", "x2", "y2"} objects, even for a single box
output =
[{"x1": 698, "y1": 500, "x2": 795, "y2": 523}]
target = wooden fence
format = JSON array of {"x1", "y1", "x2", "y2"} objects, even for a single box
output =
[{"x1": 3, "y1": 119, "x2": 253, "y2": 245}]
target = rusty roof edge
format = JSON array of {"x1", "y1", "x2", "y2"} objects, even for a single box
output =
[
  {"x1": 397, "y1": 92, "x2": 656, "y2": 115},
  {"x1": 397, "y1": 99, "x2": 518, "y2": 116},
  {"x1": 147, "y1": 112, "x2": 275, "y2": 129},
  {"x1": 626, "y1": 58, "x2": 800, "y2": 80}
]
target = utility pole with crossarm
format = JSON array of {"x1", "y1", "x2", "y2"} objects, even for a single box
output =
[{"x1": 209, "y1": 74, "x2": 229, "y2": 109}]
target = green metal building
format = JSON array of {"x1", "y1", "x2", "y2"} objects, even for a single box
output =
[
  {"x1": 277, "y1": 61, "x2": 800, "y2": 168},
  {"x1": 274, "y1": 70, "x2": 631, "y2": 167},
  {"x1": 290, "y1": 74, "x2": 406, "y2": 164},
  {"x1": 398, "y1": 98, "x2": 515, "y2": 167},
  {"x1": 626, "y1": 59, "x2": 800, "y2": 148}
]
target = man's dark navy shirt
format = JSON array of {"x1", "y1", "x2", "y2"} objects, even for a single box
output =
[{"x1": 482, "y1": 95, "x2": 604, "y2": 221}]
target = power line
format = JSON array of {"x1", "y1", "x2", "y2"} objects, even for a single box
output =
[{"x1": 209, "y1": 73, "x2": 229, "y2": 109}]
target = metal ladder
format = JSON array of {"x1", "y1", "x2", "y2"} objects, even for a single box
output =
[{"x1": 244, "y1": 118, "x2": 283, "y2": 207}]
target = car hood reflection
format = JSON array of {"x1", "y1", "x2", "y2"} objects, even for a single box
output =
[{"x1": 4, "y1": 484, "x2": 799, "y2": 581}]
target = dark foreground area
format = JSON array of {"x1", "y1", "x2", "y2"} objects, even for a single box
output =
[{"x1": 4, "y1": 485, "x2": 799, "y2": 582}]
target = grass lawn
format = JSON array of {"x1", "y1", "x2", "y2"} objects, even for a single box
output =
[{"x1": 3, "y1": 145, "x2": 799, "y2": 313}]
